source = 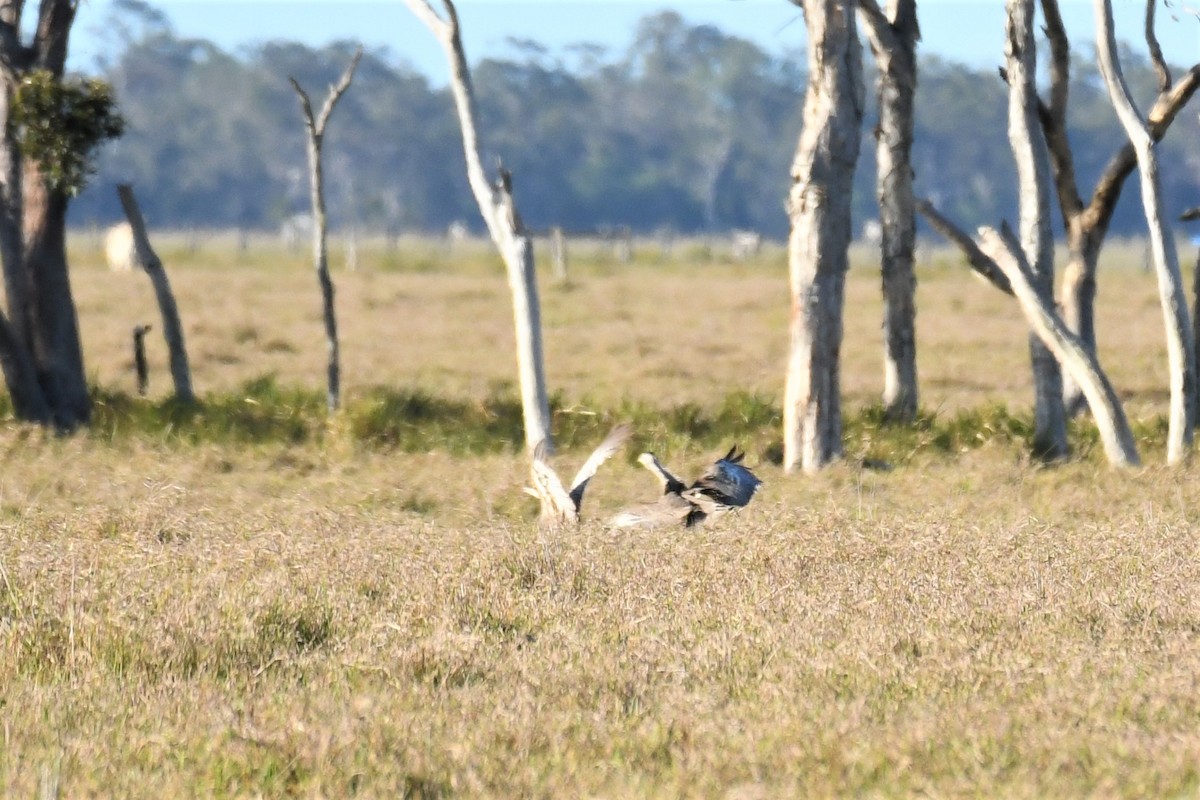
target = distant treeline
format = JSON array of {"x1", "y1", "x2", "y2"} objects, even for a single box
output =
[{"x1": 71, "y1": 5, "x2": 1200, "y2": 241}]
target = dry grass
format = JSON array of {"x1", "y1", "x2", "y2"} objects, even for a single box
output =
[{"x1": 3, "y1": 231, "x2": 1199, "y2": 797}]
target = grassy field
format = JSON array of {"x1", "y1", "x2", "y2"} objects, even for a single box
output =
[{"x1": 3, "y1": 231, "x2": 1200, "y2": 797}]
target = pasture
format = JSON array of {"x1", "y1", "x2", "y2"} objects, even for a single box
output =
[{"x1": 4, "y1": 232, "x2": 1200, "y2": 797}]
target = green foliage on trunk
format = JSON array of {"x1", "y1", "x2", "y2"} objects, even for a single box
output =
[{"x1": 13, "y1": 71, "x2": 124, "y2": 194}]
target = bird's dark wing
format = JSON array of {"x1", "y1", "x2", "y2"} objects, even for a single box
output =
[
  {"x1": 637, "y1": 452, "x2": 688, "y2": 495},
  {"x1": 688, "y1": 450, "x2": 763, "y2": 509},
  {"x1": 567, "y1": 423, "x2": 633, "y2": 512}
]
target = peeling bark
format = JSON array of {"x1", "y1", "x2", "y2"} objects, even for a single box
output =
[{"x1": 783, "y1": 0, "x2": 863, "y2": 474}]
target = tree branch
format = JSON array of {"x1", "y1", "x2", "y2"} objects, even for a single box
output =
[
  {"x1": 1084, "y1": 63, "x2": 1200, "y2": 234},
  {"x1": 1038, "y1": 0, "x2": 1084, "y2": 224},
  {"x1": 1145, "y1": 0, "x2": 1171, "y2": 92},
  {"x1": 856, "y1": 0, "x2": 898, "y2": 55},
  {"x1": 315, "y1": 47, "x2": 362, "y2": 133},
  {"x1": 916, "y1": 198, "x2": 1013, "y2": 295},
  {"x1": 289, "y1": 48, "x2": 362, "y2": 141}
]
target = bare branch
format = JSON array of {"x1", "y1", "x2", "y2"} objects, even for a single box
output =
[
  {"x1": 290, "y1": 47, "x2": 362, "y2": 140},
  {"x1": 288, "y1": 76, "x2": 316, "y2": 133},
  {"x1": 1145, "y1": 0, "x2": 1172, "y2": 92},
  {"x1": 315, "y1": 47, "x2": 362, "y2": 133},
  {"x1": 856, "y1": 0, "x2": 897, "y2": 55},
  {"x1": 402, "y1": 0, "x2": 450, "y2": 37},
  {"x1": 916, "y1": 199, "x2": 1013, "y2": 295},
  {"x1": 1085, "y1": 64, "x2": 1200, "y2": 233},
  {"x1": 1038, "y1": 0, "x2": 1084, "y2": 223}
]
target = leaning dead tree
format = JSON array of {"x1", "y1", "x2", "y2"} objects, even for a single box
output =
[
  {"x1": 1093, "y1": 0, "x2": 1195, "y2": 464},
  {"x1": 978, "y1": 225, "x2": 1138, "y2": 466},
  {"x1": 858, "y1": 0, "x2": 920, "y2": 422},
  {"x1": 783, "y1": 0, "x2": 863, "y2": 473},
  {"x1": 1038, "y1": 0, "x2": 1200, "y2": 415},
  {"x1": 116, "y1": 184, "x2": 194, "y2": 404},
  {"x1": 289, "y1": 47, "x2": 362, "y2": 413},
  {"x1": 404, "y1": 0, "x2": 553, "y2": 453}
]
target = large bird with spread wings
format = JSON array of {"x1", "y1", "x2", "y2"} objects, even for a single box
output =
[
  {"x1": 611, "y1": 445, "x2": 763, "y2": 529},
  {"x1": 525, "y1": 424, "x2": 633, "y2": 526}
]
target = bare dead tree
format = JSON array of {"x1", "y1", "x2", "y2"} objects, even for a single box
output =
[
  {"x1": 1039, "y1": 0, "x2": 1200, "y2": 414},
  {"x1": 783, "y1": 0, "x2": 863, "y2": 474},
  {"x1": 117, "y1": 184, "x2": 194, "y2": 404},
  {"x1": 1006, "y1": 0, "x2": 1068, "y2": 460},
  {"x1": 1094, "y1": 0, "x2": 1195, "y2": 464},
  {"x1": 404, "y1": 0, "x2": 553, "y2": 454},
  {"x1": 289, "y1": 47, "x2": 362, "y2": 413},
  {"x1": 858, "y1": 0, "x2": 920, "y2": 422}
]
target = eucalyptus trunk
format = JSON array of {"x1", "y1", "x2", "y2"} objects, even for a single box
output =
[
  {"x1": 783, "y1": 0, "x2": 863, "y2": 474},
  {"x1": 1006, "y1": 0, "x2": 1067, "y2": 460},
  {"x1": 1093, "y1": 0, "x2": 1195, "y2": 463},
  {"x1": 860, "y1": 0, "x2": 919, "y2": 422},
  {"x1": 21, "y1": 164, "x2": 88, "y2": 428}
]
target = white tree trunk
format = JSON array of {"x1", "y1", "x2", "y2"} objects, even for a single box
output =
[
  {"x1": 405, "y1": 0, "x2": 553, "y2": 453},
  {"x1": 290, "y1": 49, "x2": 361, "y2": 413},
  {"x1": 1093, "y1": 0, "x2": 1195, "y2": 464},
  {"x1": 116, "y1": 184, "x2": 194, "y2": 404},
  {"x1": 783, "y1": 0, "x2": 863, "y2": 474},
  {"x1": 1006, "y1": 0, "x2": 1068, "y2": 460}
]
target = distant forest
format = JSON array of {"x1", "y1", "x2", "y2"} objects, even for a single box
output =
[{"x1": 71, "y1": 3, "x2": 1200, "y2": 241}]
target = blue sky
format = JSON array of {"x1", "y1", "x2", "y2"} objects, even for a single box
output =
[{"x1": 70, "y1": 0, "x2": 1198, "y2": 81}]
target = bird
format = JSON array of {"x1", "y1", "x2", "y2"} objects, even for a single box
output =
[
  {"x1": 525, "y1": 423, "x2": 632, "y2": 527},
  {"x1": 611, "y1": 445, "x2": 763, "y2": 529}
]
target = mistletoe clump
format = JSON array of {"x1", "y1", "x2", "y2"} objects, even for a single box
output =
[{"x1": 13, "y1": 70, "x2": 125, "y2": 195}]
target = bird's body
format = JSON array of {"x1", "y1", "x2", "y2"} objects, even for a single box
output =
[
  {"x1": 612, "y1": 445, "x2": 762, "y2": 529},
  {"x1": 526, "y1": 424, "x2": 632, "y2": 526}
]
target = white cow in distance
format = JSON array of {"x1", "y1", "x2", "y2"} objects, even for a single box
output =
[{"x1": 105, "y1": 222, "x2": 137, "y2": 272}]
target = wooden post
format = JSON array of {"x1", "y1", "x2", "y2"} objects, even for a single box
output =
[
  {"x1": 116, "y1": 184, "x2": 195, "y2": 404},
  {"x1": 550, "y1": 226, "x2": 568, "y2": 286},
  {"x1": 133, "y1": 324, "x2": 151, "y2": 396}
]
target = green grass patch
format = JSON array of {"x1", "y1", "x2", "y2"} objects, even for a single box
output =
[{"x1": 0, "y1": 377, "x2": 1173, "y2": 463}]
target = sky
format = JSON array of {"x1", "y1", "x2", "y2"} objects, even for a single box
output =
[{"x1": 67, "y1": 0, "x2": 1199, "y2": 81}]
